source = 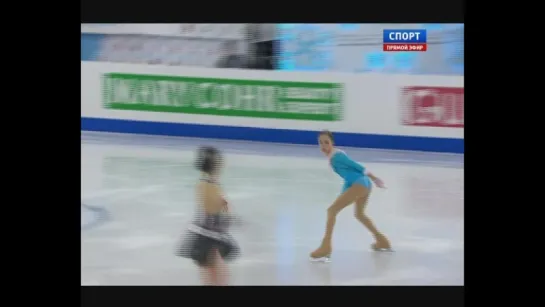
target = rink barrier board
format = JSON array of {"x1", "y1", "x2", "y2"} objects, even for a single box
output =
[
  {"x1": 82, "y1": 62, "x2": 463, "y2": 138},
  {"x1": 81, "y1": 62, "x2": 463, "y2": 153},
  {"x1": 81, "y1": 117, "x2": 464, "y2": 153}
]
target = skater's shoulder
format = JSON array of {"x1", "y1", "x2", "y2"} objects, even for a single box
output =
[
  {"x1": 329, "y1": 148, "x2": 347, "y2": 160},
  {"x1": 197, "y1": 179, "x2": 222, "y2": 199},
  {"x1": 198, "y1": 180, "x2": 221, "y2": 193},
  {"x1": 200, "y1": 175, "x2": 219, "y2": 184}
]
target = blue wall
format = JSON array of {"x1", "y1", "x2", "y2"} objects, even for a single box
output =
[
  {"x1": 81, "y1": 34, "x2": 105, "y2": 61},
  {"x1": 81, "y1": 118, "x2": 464, "y2": 154}
]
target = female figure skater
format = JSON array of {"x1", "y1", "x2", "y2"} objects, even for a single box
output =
[
  {"x1": 177, "y1": 146, "x2": 239, "y2": 285},
  {"x1": 310, "y1": 130, "x2": 391, "y2": 261}
]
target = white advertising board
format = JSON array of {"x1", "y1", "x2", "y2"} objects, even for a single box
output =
[{"x1": 81, "y1": 61, "x2": 463, "y2": 139}]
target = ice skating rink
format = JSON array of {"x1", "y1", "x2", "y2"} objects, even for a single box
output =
[{"x1": 81, "y1": 132, "x2": 464, "y2": 285}]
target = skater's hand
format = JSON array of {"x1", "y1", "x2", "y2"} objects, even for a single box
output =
[
  {"x1": 222, "y1": 198, "x2": 229, "y2": 212},
  {"x1": 372, "y1": 177, "x2": 387, "y2": 189}
]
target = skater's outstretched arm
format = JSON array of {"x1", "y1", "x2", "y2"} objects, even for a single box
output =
[{"x1": 366, "y1": 172, "x2": 386, "y2": 189}]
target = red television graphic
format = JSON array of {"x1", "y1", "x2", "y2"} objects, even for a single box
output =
[{"x1": 400, "y1": 87, "x2": 464, "y2": 128}]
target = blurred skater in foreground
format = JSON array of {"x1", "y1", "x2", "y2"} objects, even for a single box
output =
[{"x1": 177, "y1": 146, "x2": 239, "y2": 285}]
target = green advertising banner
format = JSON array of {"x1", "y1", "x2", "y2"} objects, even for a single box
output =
[{"x1": 102, "y1": 73, "x2": 343, "y2": 121}]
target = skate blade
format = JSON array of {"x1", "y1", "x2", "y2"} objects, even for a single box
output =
[
  {"x1": 309, "y1": 256, "x2": 331, "y2": 263},
  {"x1": 373, "y1": 247, "x2": 394, "y2": 252}
]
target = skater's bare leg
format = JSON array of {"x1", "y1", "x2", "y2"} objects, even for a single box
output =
[
  {"x1": 310, "y1": 184, "x2": 367, "y2": 259},
  {"x1": 354, "y1": 192, "x2": 391, "y2": 250}
]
